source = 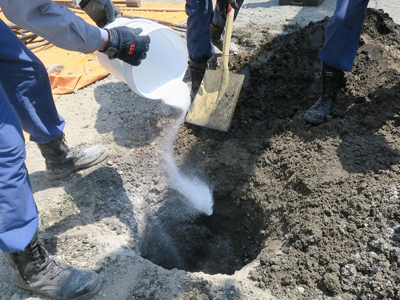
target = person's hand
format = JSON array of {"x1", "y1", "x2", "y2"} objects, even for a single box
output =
[
  {"x1": 100, "y1": 26, "x2": 151, "y2": 66},
  {"x1": 216, "y1": 0, "x2": 238, "y2": 20},
  {"x1": 79, "y1": 0, "x2": 121, "y2": 28}
]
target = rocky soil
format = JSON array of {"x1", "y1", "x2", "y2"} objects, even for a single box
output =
[{"x1": 1, "y1": 7, "x2": 400, "y2": 300}]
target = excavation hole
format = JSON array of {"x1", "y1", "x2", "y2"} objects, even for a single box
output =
[{"x1": 138, "y1": 191, "x2": 266, "y2": 275}]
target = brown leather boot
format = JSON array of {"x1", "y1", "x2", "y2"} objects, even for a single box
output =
[
  {"x1": 37, "y1": 133, "x2": 108, "y2": 181},
  {"x1": 3, "y1": 233, "x2": 102, "y2": 300}
]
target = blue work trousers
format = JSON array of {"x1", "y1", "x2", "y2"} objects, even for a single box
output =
[
  {"x1": 185, "y1": 0, "x2": 244, "y2": 62},
  {"x1": 319, "y1": 0, "x2": 369, "y2": 71},
  {"x1": 0, "y1": 19, "x2": 65, "y2": 253}
]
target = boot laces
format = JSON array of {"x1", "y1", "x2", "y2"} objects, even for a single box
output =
[
  {"x1": 57, "y1": 133, "x2": 69, "y2": 151},
  {"x1": 28, "y1": 238, "x2": 49, "y2": 270},
  {"x1": 42, "y1": 133, "x2": 70, "y2": 157},
  {"x1": 28, "y1": 239, "x2": 66, "y2": 281},
  {"x1": 311, "y1": 98, "x2": 324, "y2": 109},
  {"x1": 320, "y1": 70, "x2": 342, "y2": 105}
]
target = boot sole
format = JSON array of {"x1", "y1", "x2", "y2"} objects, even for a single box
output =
[
  {"x1": 14, "y1": 279, "x2": 102, "y2": 300},
  {"x1": 45, "y1": 149, "x2": 109, "y2": 181},
  {"x1": 304, "y1": 112, "x2": 326, "y2": 125},
  {"x1": 304, "y1": 108, "x2": 336, "y2": 125},
  {"x1": 73, "y1": 280, "x2": 102, "y2": 300}
]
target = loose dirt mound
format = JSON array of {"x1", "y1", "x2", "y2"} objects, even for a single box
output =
[{"x1": 178, "y1": 8, "x2": 400, "y2": 299}]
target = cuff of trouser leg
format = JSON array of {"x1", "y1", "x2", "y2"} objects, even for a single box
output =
[
  {"x1": 2, "y1": 232, "x2": 37, "y2": 256},
  {"x1": 0, "y1": 222, "x2": 39, "y2": 253}
]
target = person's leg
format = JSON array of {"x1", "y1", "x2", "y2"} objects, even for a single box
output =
[
  {"x1": 0, "y1": 81, "x2": 102, "y2": 300},
  {"x1": 211, "y1": 0, "x2": 244, "y2": 52},
  {"x1": 0, "y1": 83, "x2": 38, "y2": 253},
  {"x1": 304, "y1": 0, "x2": 369, "y2": 125},
  {"x1": 186, "y1": 0, "x2": 214, "y2": 63},
  {"x1": 0, "y1": 27, "x2": 64, "y2": 143},
  {"x1": 186, "y1": 0, "x2": 214, "y2": 98},
  {"x1": 212, "y1": 0, "x2": 244, "y2": 27},
  {"x1": 320, "y1": 0, "x2": 370, "y2": 71},
  {"x1": 0, "y1": 20, "x2": 108, "y2": 180}
]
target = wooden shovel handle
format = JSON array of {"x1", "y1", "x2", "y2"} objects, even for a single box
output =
[
  {"x1": 222, "y1": 5, "x2": 234, "y2": 71},
  {"x1": 220, "y1": 5, "x2": 234, "y2": 93}
]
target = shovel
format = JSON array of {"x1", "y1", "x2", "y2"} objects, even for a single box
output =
[{"x1": 185, "y1": 5, "x2": 245, "y2": 132}]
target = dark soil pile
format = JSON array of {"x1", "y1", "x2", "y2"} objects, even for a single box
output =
[{"x1": 174, "y1": 8, "x2": 400, "y2": 300}]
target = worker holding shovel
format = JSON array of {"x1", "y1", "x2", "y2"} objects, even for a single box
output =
[
  {"x1": 0, "y1": 0, "x2": 149, "y2": 299},
  {"x1": 186, "y1": 0, "x2": 244, "y2": 99}
]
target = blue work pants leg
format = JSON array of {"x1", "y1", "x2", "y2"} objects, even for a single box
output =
[
  {"x1": 185, "y1": 0, "x2": 214, "y2": 62},
  {"x1": 212, "y1": 0, "x2": 245, "y2": 27},
  {"x1": 319, "y1": 0, "x2": 369, "y2": 71},
  {"x1": 0, "y1": 20, "x2": 66, "y2": 252},
  {"x1": 0, "y1": 82, "x2": 38, "y2": 253},
  {"x1": 185, "y1": 0, "x2": 245, "y2": 62},
  {"x1": 0, "y1": 19, "x2": 65, "y2": 144}
]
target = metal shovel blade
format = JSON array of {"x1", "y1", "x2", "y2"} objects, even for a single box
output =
[
  {"x1": 185, "y1": 69, "x2": 244, "y2": 132},
  {"x1": 185, "y1": 5, "x2": 244, "y2": 132}
]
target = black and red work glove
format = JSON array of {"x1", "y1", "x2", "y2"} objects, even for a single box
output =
[
  {"x1": 79, "y1": 0, "x2": 122, "y2": 28},
  {"x1": 100, "y1": 26, "x2": 151, "y2": 66},
  {"x1": 216, "y1": 0, "x2": 239, "y2": 20}
]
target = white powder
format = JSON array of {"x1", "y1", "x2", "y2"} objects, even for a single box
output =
[{"x1": 159, "y1": 79, "x2": 214, "y2": 216}]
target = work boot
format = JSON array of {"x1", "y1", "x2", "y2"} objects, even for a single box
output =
[
  {"x1": 189, "y1": 59, "x2": 208, "y2": 100},
  {"x1": 37, "y1": 133, "x2": 109, "y2": 181},
  {"x1": 304, "y1": 63, "x2": 345, "y2": 125},
  {"x1": 210, "y1": 22, "x2": 238, "y2": 53},
  {"x1": 3, "y1": 233, "x2": 102, "y2": 300}
]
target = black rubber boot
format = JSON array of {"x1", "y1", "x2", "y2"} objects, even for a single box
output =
[
  {"x1": 304, "y1": 63, "x2": 345, "y2": 125},
  {"x1": 189, "y1": 59, "x2": 208, "y2": 100},
  {"x1": 37, "y1": 133, "x2": 109, "y2": 181},
  {"x1": 3, "y1": 233, "x2": 102, "y2": 300},
  {"x1": 210, "y1": 22, "x2": 238, "y2": 53}
]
